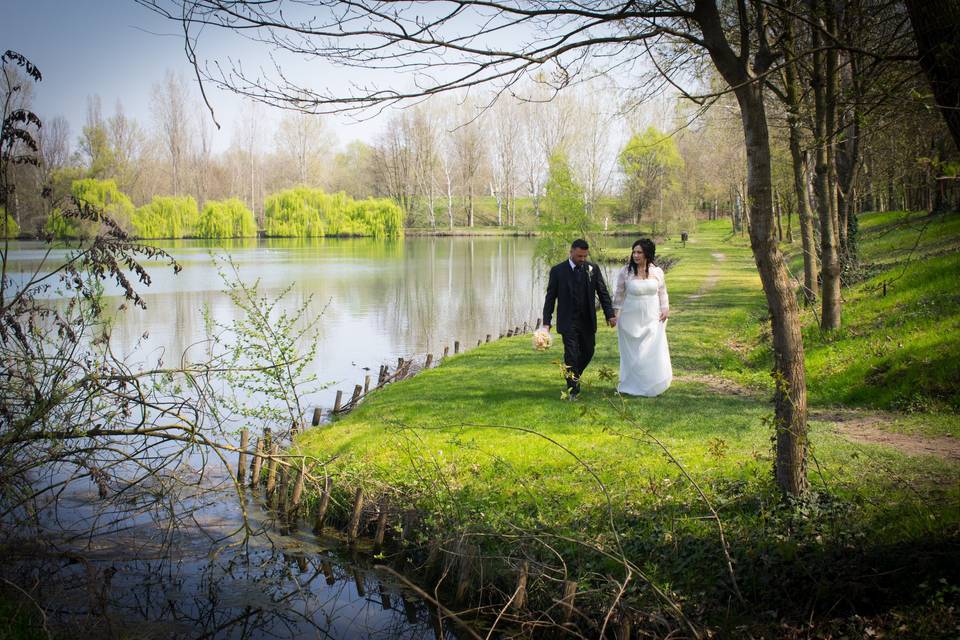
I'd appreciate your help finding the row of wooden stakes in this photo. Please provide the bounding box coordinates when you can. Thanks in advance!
[324,318,542,417]
[227,318,617,631]
[233,446,592,626]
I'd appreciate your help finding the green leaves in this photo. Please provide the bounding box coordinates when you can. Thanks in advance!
[618,127,684,223]
[204,256,324,436]
[263,187,403,238]
[195,198,257,238]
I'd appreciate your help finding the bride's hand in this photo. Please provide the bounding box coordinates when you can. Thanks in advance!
[659,310,669,322]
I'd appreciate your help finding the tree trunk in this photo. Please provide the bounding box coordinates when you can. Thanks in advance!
[736,87,809,497]
[467,185,474,227]
[810,0,843,329]
[775,187,783,241]
[695,0,809,496]
[905,0,960,151]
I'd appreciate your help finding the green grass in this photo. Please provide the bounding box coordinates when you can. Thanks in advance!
[781,211,960,423]
[296,217,960,633]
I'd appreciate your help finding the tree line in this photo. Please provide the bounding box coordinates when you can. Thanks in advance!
[133,0,959,498]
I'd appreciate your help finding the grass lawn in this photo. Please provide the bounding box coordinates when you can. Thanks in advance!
[296,216,960,636]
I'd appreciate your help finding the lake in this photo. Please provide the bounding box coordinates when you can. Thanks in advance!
[3,234,632,638]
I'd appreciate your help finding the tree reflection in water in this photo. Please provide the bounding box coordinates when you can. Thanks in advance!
[2,492,459,639]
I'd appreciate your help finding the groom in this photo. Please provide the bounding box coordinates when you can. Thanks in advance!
[542,239,616,399]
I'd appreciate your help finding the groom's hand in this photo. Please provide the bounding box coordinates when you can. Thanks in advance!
[607,317,617,327]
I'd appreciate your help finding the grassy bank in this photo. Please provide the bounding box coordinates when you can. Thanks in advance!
[296,216,959,636]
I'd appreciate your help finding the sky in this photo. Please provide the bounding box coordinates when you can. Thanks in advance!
[2,0,677,162]
[1,0,390,153]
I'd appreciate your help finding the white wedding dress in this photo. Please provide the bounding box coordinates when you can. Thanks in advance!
[614,265,672,397]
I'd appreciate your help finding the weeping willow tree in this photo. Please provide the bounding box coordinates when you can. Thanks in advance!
[132,195,199,239]
[263,187,403,238]
[47,179,134,238]
[0,208,18,238]
[194,198,258,238]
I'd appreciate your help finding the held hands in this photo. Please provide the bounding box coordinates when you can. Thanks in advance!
[608,316,617,327]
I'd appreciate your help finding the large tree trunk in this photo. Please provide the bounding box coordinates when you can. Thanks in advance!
[905,0,960,151]
[737,87,810,497]
[696,0,809,496]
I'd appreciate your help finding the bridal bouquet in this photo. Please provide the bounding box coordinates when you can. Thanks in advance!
[532,328,552,351]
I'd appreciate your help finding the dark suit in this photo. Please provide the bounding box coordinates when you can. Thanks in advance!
[542,260,615,393]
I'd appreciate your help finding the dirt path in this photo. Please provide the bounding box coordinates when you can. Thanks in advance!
[675,250,958,462]
[811,408,960,462]
[684,252,725,302]
[675,375,960,461]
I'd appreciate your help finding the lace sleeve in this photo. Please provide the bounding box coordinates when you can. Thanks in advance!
[612,265,627,311]
[655,266,669,313]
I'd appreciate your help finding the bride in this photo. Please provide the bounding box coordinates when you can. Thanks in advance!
[612,238,672,396]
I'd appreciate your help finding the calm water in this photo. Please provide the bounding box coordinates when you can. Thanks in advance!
[10,236,560,413]
[6,235,636,638]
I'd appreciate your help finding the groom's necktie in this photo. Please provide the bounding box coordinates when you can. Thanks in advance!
[573,264,588,313]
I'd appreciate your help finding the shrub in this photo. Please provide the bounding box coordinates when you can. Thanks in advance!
[132,195,200,239]
[194,198,258,238]
[263,187,403,238]
[47,179,134,238]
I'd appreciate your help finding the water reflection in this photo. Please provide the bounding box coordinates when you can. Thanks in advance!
[5,486,460,639]
[7,236,552,410]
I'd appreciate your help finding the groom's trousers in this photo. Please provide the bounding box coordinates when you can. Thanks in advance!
[560,322,595,392]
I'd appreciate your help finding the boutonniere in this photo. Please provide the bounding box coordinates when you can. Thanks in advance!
[588,264,594,277]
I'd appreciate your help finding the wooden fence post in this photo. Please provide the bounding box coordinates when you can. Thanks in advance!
[486,334,491,342]
[250,439,264,488]
[350,384,362,408]
[290,465,305,518]
[333,390,343,414]
[275,466,288,512]
[311,408,322,426]
[454,341,460,354]
[347,487,364,542]
[265,444,279,496]
[561,580,578,623]
[443,346,449,358]
[313,476,333,532]
[237,428,249,483]
[424,353,433,369]
[364,374,371,394]
[455,543,476,602]
[373,502,389,552]
[513,561,528,612]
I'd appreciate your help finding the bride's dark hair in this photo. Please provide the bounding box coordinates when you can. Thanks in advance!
[628,238,656,278]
